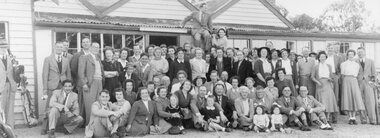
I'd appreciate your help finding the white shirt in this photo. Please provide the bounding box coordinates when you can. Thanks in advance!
[142,100,149,111]
[281,59,292,75]
[318,63,330,78]
[118,59,128,68]
[341,60,360,77]
[242,99,249,116]
[326,56,336,73]
[125,73,131,79]
[261,58,272,73]
[141,63,149,73]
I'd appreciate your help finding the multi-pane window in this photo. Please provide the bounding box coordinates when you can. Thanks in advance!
[227,39,249,50]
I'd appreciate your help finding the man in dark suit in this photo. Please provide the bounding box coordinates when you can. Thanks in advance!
[232,50,253,84]
[43,80,83,138]
[168,48,192,81]
[70,37,91,124]
[166,46,176,76]
[276,86,310,131]
[78,42,104,125]
[213,83,238,127]
[181,3,213,51]
[208,48,232,80]
[120,63,142,92]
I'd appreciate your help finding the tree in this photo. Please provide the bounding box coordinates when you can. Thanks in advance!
[290,14,317,30]
[315,0,371,32]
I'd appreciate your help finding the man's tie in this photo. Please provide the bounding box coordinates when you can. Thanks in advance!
[219,96,222,105]
[361,59,365,69]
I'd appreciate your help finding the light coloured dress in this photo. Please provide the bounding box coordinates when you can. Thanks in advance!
[340,60,365,111]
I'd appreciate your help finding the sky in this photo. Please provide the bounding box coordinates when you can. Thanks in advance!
[277,0,380,27]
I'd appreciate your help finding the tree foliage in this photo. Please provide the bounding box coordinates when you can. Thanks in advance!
[315,0,370,32]
[291,14,317,30]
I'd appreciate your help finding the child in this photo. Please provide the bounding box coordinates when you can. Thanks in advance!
[165,95,184,133]
[270,104,285,133]
[200,95,232,132]
[253,105,270,133]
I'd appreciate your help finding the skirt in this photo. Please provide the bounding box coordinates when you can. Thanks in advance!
[300,75,315,97]
[315,79,339,113]
[341,76,365,111]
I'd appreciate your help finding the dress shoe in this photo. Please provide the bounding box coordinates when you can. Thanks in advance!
[40,129,47,135]
[348,120,353,125]
[352,120,358,125]
[48,129,56,138]
[225,128,232,132]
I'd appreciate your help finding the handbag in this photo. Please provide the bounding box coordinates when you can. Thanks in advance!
[168,126,182,135]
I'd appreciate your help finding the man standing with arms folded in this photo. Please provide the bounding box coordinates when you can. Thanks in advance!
[0,44,17,128]
[325,42,343,122]
[78,42,104,125]
[357,47,379,125]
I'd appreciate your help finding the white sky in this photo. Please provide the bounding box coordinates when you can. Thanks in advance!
[277,0,380,26]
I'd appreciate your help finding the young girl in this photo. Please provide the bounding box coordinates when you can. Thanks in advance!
[270,104,285,133]
[253,105,270,133]
[200,95,232,132]
[246,77,256,100]
[264,77,278,99]
[165,95,184,133]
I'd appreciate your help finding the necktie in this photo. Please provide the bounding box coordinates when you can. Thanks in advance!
[360,59,365,69]
[219,96,222,104]
[63,93,69,107]
[58,56,61,62]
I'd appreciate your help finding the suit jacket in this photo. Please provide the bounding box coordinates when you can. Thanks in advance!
[134,63,153,87]
[208,57,232,78]
[181,11,212,31]
[70,50,86,85]
[190,95,223,115]
[42,54,71,90]
[276,96,303,115]
[174,90,193,108]
[296,95,325,113]
[127,100,158,126]
[232,59,253,84]
[234,98,254,118]
[168,59,192,81]
[49,89,79,116]
[276,59,298,85]
[63,52,73,63]
[214,95,235,115]
[0,55,17,93]
[254,59,274,86]
[330,55,343,74]
[78,54,104,87]
[356,58,376,82]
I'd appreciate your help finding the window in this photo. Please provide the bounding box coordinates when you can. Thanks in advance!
[55,32,78,54]
[339,42,350,54]
[251,40,266,48]
[228,39,249,50]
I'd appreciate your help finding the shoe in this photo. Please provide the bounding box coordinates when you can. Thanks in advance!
[243,127,250,131]
[361,120,367,124]
[62,128,71,135]
[48,129,55,138]
[340,111,347,115]
[332,120,337,124]
[325,124,333,130]
[110,132,119,138]
[232,121,239,128]
[352,120,358,125]
[300,126,311,131]
[225,128,232,132]
[348,120,353,125]
[41,129,47,135]
[320,124,327,130]
[370,123,376,125]
[202,123,209,131]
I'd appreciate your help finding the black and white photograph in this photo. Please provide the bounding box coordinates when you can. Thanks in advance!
[0,0,380,137]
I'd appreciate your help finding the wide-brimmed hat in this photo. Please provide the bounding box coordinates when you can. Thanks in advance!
[193,76,206,85]
[257,47,271,58]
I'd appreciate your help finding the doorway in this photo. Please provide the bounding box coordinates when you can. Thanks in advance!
[149,35,178,46]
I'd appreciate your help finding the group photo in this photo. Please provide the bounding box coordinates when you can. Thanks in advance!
[1,0,380,138]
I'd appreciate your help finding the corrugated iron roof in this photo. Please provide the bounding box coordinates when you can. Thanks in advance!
[34,12,380,40]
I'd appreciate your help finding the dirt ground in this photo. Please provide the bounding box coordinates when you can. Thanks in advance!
[14,115,380,138]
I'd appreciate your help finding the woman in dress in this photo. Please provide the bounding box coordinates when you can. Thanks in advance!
[126,88,159,136]
[173,80,194,128]
[118,47,129,68]
[102,47,123,102]
[190,48,208,80]
[311,51,339,122]
[274,68,296,97]
[153,87,174,134]
[150,47,169,78]
[211,28,228,50]
[254,47,274,87]
[340,49,365,125]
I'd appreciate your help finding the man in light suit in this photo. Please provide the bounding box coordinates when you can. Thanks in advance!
[42,41,72,111]
[325,42,344,118]
[297,86,332,130]
[357,47,379,125]
[181,3,213,51]
[0,45,17,128]
[78,42,104,125]
[62,40,73,63]
[45,80,83,138]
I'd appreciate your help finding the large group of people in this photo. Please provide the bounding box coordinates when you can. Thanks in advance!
[37,35,380,138]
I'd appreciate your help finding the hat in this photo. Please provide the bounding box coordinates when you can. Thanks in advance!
[257,47,271,58]
[193,76,206,85]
